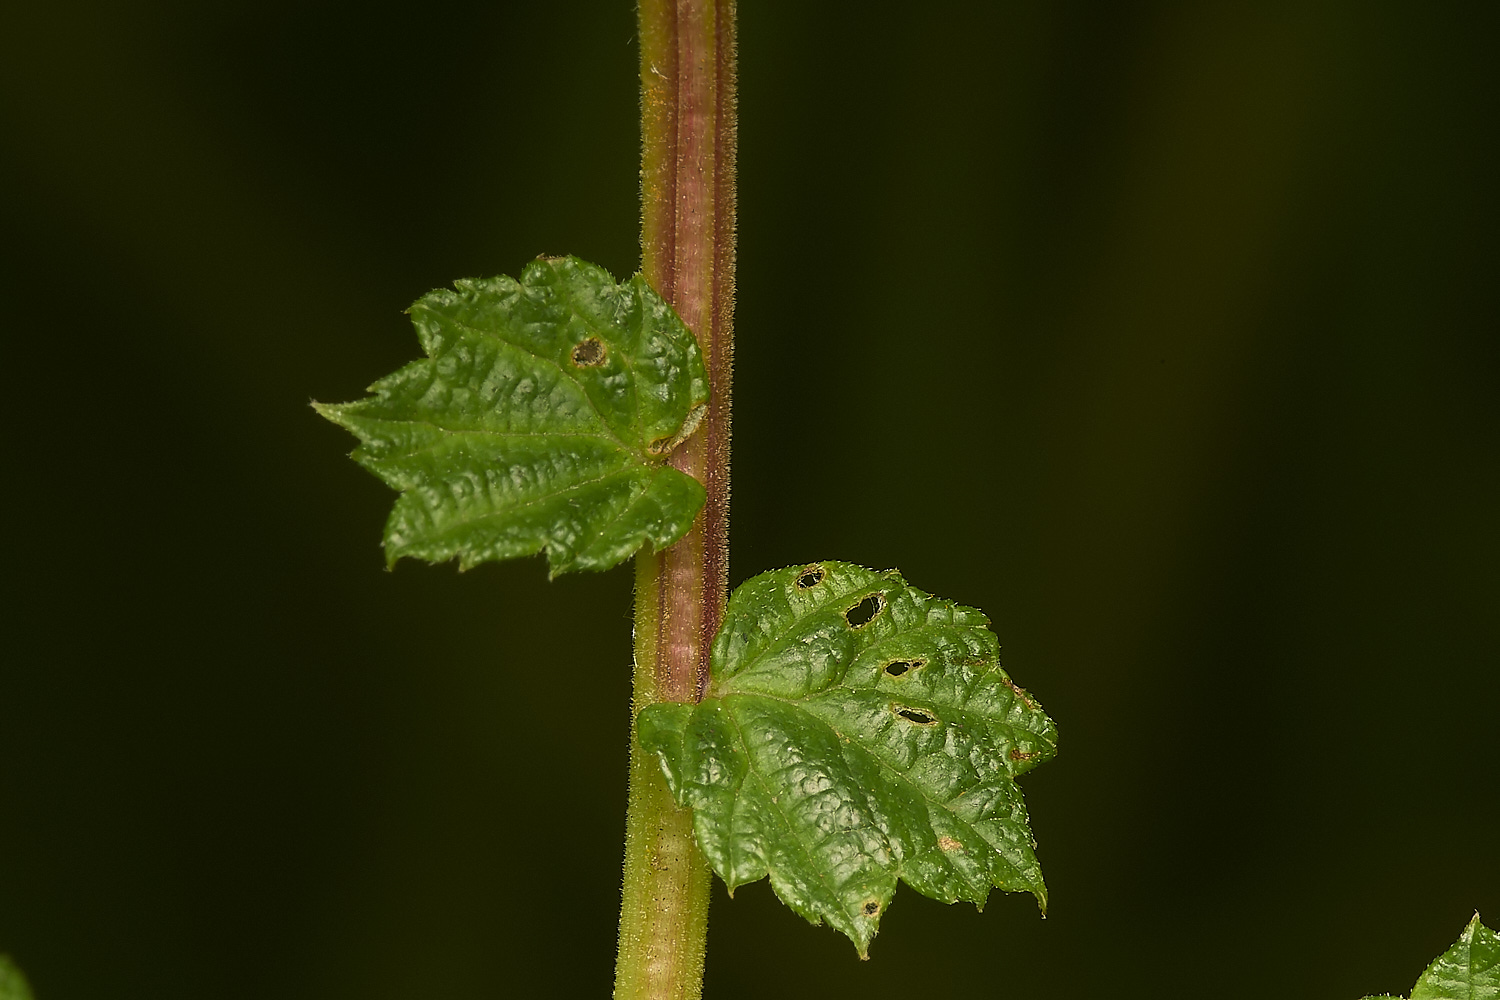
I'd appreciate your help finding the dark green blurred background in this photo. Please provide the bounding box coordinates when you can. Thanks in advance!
[2,1,1496,997]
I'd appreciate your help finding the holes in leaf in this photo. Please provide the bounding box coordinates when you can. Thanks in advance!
[796,565,825,590]
[570,337,607,367]
[893,705,939,726]
[862,900,881,916]
[647,436,672,456]
[844,593,885,628]
[883,659,923,678]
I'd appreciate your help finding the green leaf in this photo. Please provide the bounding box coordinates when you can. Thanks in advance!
[316,256,709,576]
[638,561,1057,956]
[0,955,35,1000]
[1362,914,1499,1000]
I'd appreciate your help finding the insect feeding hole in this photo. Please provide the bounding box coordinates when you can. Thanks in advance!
[796,565,825,590]
[883,659,922,678]
[844,593,884,628]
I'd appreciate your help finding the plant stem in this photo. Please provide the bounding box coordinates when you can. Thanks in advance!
[614,558,710,1000]
[614,1,736,998]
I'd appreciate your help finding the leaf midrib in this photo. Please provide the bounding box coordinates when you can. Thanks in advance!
[720,705,880,937]
[424,303,655,459]
[712,575,893,691]
[718,690,1043,893]
[401,464,646,541]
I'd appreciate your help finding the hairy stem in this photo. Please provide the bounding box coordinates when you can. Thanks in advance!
[614,1,736,998]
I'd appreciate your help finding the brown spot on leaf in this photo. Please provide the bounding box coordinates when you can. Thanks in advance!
[1003,676,1037,709]
[1009,747,1037,762]
[938,836,963,852]
[862,900,880,916]
[571,337,606,367]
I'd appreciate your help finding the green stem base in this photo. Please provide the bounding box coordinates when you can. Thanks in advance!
[615,554,712,1000]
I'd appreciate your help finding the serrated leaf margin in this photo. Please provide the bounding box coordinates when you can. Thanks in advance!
[639,561,1057,956]
[316,256,708,576]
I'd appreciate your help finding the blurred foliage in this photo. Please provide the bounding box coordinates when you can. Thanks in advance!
[0,1,1495,998]
[0,956,36,1000]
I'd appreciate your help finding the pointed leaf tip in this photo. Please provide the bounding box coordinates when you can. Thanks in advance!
[1362,914,1500,1000]
[1409,913,1499,1000]
[638,561,1057,953]
[317,256,708,575]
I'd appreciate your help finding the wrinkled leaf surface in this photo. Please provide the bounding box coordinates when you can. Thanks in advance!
[317,256,708,575]
[639,561,1057,955]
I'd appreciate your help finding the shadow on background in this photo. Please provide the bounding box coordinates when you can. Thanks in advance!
[1,1,1495,997]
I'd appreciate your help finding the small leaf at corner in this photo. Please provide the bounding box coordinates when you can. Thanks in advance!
[316,256,708,575]
[0,955,36,1000]
[1411,913,1499,1000]
[1361,913,1500,1000]
[638,561,1057,956]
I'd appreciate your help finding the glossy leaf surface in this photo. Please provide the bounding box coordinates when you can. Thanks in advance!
[638,561,1057,955]
[1364,914,1500,1000]
[316,256,708,575]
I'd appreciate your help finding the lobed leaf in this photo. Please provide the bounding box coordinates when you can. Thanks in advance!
[316,256,708,575]
[1363,914,1500,1000]
[638,561,1057,956]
